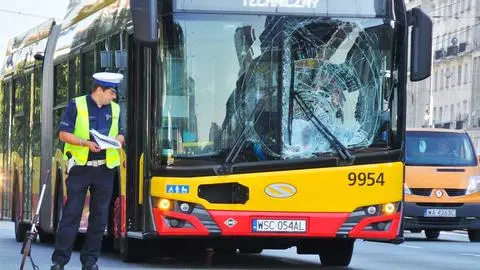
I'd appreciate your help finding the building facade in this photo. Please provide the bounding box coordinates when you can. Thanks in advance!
[406,0,480,148]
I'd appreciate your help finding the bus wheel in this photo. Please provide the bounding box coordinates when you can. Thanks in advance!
[120,237,146,262]
[239,248,263,254]
[38,227,54,243]
[468,230,480,242]
[318,239,354,267]
[14,184,28,242]
[425,230,440,240]
[214,248,237,256]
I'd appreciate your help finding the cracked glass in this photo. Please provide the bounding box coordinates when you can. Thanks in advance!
[156,13,398,166]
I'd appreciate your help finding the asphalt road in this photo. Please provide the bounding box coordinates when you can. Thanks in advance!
[1,221,478,270]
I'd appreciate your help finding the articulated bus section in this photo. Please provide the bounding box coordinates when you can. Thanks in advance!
[149,162,403,241]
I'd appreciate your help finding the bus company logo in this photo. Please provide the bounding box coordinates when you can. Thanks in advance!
[264,183,297,198]
[224,218,238,228]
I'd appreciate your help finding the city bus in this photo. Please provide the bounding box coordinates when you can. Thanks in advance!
[0,0,432,266]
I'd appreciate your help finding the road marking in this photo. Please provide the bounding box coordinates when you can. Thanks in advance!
[460,253,480,258]
[441,231,468,237]
[399,244,423,249]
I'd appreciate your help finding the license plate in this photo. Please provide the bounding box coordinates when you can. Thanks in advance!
[252,219,307,233]
[423,209,456,217]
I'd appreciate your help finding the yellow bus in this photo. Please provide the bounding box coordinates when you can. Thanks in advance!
[0,0,432,266]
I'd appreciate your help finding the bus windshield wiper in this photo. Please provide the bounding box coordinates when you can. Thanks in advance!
[292,91,354,162]
[214,88,273,175]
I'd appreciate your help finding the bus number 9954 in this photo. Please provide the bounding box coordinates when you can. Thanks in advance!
[348,172,385,186]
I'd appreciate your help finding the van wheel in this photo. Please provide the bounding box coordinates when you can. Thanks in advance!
[319,239,354,267]
[468,230,480,242]
[239,248,263,254]
[425,230,440,240]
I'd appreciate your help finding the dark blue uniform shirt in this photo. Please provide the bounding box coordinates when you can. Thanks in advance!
[59,94,124,160]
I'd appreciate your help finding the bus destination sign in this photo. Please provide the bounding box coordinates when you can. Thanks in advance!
[174,0,386,16]
[243,0,320,9]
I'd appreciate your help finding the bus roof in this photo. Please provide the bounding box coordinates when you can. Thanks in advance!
[1,19,55,77]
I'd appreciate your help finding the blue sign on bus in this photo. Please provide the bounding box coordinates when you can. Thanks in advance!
[166,184,190,194]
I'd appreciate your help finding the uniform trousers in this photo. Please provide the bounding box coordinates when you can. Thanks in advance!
[51,164,114,266]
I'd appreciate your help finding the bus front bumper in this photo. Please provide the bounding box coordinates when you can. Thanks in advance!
[151,206,401,241]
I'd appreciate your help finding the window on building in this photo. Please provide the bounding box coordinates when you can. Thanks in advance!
[451,66,456,87]
[451,104,454,122]
[458,65,462,85]
[440,69,444,89]
[433,107,437,123]
[464,63,469,84]
[446,68,450,88]
[434,71,438,91]
[439,107,443,123]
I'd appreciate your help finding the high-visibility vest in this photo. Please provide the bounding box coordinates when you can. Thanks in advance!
[63,95,120,168]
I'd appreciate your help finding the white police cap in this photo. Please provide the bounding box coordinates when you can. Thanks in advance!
[93,72,123,92]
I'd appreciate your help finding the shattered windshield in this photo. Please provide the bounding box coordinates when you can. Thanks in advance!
[155,13,398,166]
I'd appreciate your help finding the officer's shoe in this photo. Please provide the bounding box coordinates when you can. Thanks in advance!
[82,264,99,270]
[50,263,64,270]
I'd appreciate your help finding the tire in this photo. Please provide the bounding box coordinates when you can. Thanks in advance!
[239,248,263,254]
[120,237,147,263]
[319,239,354,267]
[41,172,63,244]
[425,230,440,240]
[38,227,55,243]
[13,182,28,242]
[214,248,237,256]
[468,230,480,242]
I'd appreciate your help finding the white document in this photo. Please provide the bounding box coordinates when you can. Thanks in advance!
[90,129,122,149]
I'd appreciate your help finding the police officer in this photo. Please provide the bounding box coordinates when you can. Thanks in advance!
[50,72,125,270]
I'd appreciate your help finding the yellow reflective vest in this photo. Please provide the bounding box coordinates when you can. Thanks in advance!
[63,95,120,169]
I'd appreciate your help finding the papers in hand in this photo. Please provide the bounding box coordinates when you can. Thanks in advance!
[90,129,122,149]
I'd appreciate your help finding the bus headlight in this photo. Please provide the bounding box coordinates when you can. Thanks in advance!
[466,176,480,195]
[154,198,173,210]
[382,203,396,215]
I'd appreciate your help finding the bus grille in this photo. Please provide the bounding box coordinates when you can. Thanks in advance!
[415,203,464,207]
[410,188,432,196]
[445,189,466,196]
[407,217,470,227]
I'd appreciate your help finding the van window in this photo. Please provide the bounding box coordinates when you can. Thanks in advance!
[406,131,476,166]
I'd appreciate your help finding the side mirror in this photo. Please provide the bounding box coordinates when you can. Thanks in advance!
[408,8,432,82]
[130,0,158,44]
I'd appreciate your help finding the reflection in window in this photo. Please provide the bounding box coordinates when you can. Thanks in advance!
[69,56,81,98]
[83,50,95,92]
[157,14,397,165]
[406,131,475,166]
[55,62,68,105]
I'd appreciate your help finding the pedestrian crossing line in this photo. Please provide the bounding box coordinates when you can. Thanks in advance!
[460,253,480,258]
